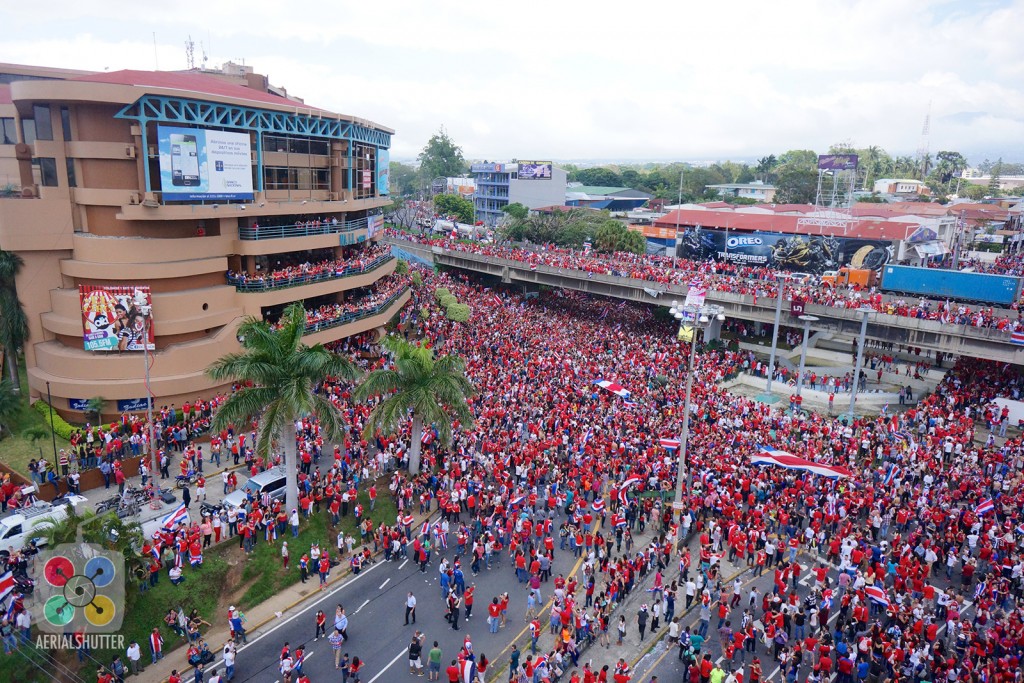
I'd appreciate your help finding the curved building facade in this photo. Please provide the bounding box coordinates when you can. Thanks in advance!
[0,63,403,419]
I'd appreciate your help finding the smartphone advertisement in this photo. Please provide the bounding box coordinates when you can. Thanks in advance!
[157,125,254,201]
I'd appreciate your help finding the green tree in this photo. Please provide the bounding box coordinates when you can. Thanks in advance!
[206,303,359,516]
[593,220,646,254]
[961,183,986,200]
[572,167,622,187]
[417,127,467,189]
[774,152,819,204]
[354,336,474,474]
[0,379,19,438]
[43,508,148,584]
[501,202,529,221]
[0,250,28,390]
[86,396,106,425]
[434,193,474,224]
[755,155,779,183]
[988,158,1003,196]
[389,161,419,197]
[933,151,968,188]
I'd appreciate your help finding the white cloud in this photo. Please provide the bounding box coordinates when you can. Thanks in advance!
[3,0,1023,162]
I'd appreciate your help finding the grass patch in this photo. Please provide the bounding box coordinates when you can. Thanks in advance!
[0,359,72,479]
[238,487,399,605]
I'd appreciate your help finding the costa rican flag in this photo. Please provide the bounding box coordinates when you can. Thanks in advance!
[492,294,502,307]
[420,521,431,536]
[0,572,13,605]
[975,499,995,516]
[865,585,890,607]
[530,264,538,271]
[1016,524,1024,535]
[160,504,190,532]
[403,514,415,527]
[583,241,592,253]
[592,499,605,513]
[593,380,631,400]
[751,446,853,479]
[612,513,627,529]
[510,495,526,507]
[1012,331,1024,345]
[660,438,680,450]
[581,428,594,449]
[882,465,899,486]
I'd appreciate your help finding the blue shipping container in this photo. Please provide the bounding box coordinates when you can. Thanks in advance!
[880,265,1022,306]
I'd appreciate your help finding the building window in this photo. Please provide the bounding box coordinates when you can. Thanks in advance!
[32,104,53,141]
[34,158,58,187]
[66,158,77,188]
[21,118,36,145]
[60,106,72,142]
[0,118,15,145]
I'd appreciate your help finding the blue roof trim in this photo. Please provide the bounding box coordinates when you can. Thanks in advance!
[116,95,391,148]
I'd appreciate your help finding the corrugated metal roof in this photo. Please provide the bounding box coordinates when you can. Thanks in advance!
[653,209,918,241]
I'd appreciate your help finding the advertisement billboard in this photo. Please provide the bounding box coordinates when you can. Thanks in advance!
[367,214,383,238]
[117,398,154,412]
[157,126,254,201]
[470,163,504,173]
[517,161,553,180]
[377,148,390,195]
[676,226,893,274]
[79,285,155,352]
[361,169,372,190]
[817,154,859,171]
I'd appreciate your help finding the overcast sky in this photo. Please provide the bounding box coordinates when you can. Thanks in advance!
[4,0,1023,164]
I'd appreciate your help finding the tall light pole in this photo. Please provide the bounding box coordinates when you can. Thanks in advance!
[846,306,874,420]
[45,380,58,462]
[758,273,790,404]
[669,301,725,520]
[794,314,820,401]
[142,316,156,468]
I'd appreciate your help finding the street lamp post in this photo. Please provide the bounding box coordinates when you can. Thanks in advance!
[847,307,874,419]
[45,380,58,462]
[668,301,725,521]
[794,315,820,400]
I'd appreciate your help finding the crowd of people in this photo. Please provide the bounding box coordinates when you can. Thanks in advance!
[387,228,1024,331]
[270,273,410,333]
[226,243,392,288]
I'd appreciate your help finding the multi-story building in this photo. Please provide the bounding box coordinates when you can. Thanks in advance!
[471,161,567,226]
[0,63,406,419]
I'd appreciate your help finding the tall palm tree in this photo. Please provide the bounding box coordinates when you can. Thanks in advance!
[206,303,359,516]
[0,378,19,438]
[0,250,28,390]
[354,335,474,474]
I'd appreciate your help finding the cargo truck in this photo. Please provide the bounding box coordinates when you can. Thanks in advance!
[880,264,1024,307]
[820,267,878,289]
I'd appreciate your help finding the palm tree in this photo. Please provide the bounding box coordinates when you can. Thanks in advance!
[206,303,359,516]
[0,378,19,438]
[354,336,474,474]
[0,250,28,390]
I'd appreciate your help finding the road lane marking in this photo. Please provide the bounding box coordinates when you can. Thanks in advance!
[355,598,370,613]
[400,559,409,570]
[379,578,390,589]
[367,648,406,683]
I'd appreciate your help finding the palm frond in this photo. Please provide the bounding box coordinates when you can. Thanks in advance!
[310,392,346,444]
[353,369,402,401]
[210,387,278,432]
[254,401,287,462]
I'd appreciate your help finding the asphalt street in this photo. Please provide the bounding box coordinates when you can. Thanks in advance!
[217,519,583,683]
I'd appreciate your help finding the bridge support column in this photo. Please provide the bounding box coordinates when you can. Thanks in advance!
[501,266,511,284]
[705,317,723,342]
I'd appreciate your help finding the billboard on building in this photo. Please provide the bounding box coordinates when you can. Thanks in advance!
[517,161,553,180]
[367,214,383,238]
[377,148,390,195]
[817,154,859,171]
[470,163,504,173]
[79,285,155,352]
[676,226,892,274]
[362,169,372,190]
[157,126,254,201]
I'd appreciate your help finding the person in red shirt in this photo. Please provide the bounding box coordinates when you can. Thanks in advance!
[446,660,461,683]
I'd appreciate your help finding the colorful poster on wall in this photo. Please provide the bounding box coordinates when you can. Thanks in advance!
[157,125,254,201]
[517,161,553,180]
[79,285,155,352]
[377,148,390,195]
[362,169,372,190]
[367,214,383,238]
[675,227,893,274]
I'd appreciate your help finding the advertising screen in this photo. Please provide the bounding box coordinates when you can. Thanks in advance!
[377,148,390,195]
[79,285,155,352]
[676,226,892,274]
[157,126,254,201]
[517,161,553,180]
[817,154,859,171]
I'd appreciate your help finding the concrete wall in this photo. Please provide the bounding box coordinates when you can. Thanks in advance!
[509,165,568,210]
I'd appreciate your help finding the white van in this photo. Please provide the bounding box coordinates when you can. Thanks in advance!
[0,495,87,552]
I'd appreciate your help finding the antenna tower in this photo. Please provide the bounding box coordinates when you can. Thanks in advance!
[916,101,932,178]
[185,36,195,70]
[796,155,858,234]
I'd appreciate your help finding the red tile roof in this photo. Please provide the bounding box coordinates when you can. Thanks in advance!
[67,70,317,111]
[654,209,918,241]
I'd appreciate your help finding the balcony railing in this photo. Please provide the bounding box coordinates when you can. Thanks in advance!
[239,217,369,240]
[230,255,394,292]
[301,287,409,335]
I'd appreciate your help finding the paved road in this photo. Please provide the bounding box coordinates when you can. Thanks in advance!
[219,518,583,683]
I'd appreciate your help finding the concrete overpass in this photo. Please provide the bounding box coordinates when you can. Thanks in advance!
[387,237,1024,364]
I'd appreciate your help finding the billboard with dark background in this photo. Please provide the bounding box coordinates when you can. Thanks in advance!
[676,226,892,274]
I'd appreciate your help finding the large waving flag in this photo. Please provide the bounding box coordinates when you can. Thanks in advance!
[865,585,890,607]
[660,438,681,450]
[592,499,606,513]
[593,380,631,400]
[975,499,995,516]
[160,504,189,531]
[752,446,853,479]
[0,572,13,605]
[882,464,900,486]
